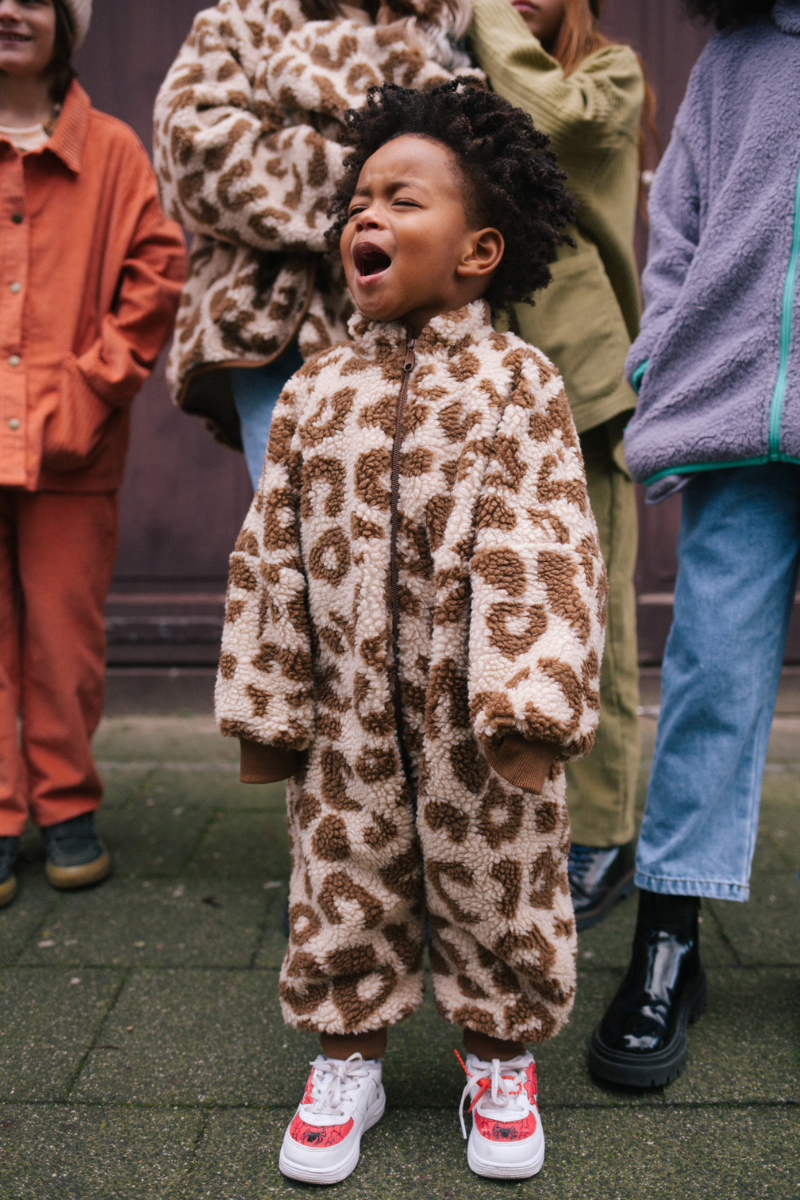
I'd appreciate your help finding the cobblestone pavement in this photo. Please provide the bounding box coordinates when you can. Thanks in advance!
[0,679,798,1198]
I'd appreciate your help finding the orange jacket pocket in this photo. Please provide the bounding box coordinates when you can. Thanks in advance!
[41,355,116,472]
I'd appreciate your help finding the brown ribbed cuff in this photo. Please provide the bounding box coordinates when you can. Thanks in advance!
[483,734,560,794]
[320,1028,387,1060]
[463,1028,526,1062]
[239,738,304,784]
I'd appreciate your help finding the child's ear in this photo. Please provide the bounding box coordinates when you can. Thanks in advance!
[457,228,504,280]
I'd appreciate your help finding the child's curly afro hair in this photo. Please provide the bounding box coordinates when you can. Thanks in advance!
[684,0,774,27]
[327,78,577,314]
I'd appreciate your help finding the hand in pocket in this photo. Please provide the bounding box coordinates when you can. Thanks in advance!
[42,355,115,471]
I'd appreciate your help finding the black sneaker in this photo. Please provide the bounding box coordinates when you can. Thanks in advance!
[569,840,636,931]
[588,891,706,1088]
[0,837,18,908]
[42,813,111,890]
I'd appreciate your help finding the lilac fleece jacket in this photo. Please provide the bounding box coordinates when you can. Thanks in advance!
[623,1,800,485]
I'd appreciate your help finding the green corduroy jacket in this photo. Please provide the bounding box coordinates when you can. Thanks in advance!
[469,0,644,435]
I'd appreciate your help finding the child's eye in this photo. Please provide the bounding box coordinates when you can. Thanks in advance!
[394,199,419,208]
[348,205,366,219]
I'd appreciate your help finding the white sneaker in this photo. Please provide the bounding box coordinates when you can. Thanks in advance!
[457,1050,545,1179]
[279,1053,385,1185]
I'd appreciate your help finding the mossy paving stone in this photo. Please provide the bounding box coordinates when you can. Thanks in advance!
[758,807,800,869]
[93,716,237,765]
[707,873,800,967]
[128,768,286,813]
[221,778,286,812]
[184,811,290,881]
[252,885,290,969]
[0,871,59,966]
[71,970,318,1106]
[17,880,268,969]
[0,1103,201,1200]
[665,967,800,1104]
[95,765,156,809]
[758,774,800,869]
[94,802,212,878]
[0,969,122,1101]
[185,1106,800,1200]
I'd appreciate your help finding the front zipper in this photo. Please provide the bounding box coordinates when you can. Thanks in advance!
[389,336,416,804]
[768,152,800,458]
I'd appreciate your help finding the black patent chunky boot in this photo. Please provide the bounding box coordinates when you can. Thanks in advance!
[588,890,706,1088]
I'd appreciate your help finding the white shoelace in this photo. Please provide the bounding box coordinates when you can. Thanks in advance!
[306,1053,374,1119]
[456,1053,530,1139]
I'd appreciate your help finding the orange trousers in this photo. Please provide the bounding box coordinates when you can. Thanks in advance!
[0,489,118,836]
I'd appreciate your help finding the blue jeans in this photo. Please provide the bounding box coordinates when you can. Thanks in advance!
[636,463,800,901]
[231,343,304,489]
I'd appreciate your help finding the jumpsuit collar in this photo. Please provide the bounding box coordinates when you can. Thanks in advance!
[347,299,495,363]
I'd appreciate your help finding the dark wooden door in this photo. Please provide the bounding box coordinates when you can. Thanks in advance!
[74,2,253,664]
[76,0,729,665]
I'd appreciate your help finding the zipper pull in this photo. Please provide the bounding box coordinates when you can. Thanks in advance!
[403,338,416,372]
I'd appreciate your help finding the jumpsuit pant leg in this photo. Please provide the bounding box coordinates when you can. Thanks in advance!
[0,488,119,836]
[635,463,800,901]
[567,417,640,847]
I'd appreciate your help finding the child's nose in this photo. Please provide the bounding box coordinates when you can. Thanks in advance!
[355,205,384,232]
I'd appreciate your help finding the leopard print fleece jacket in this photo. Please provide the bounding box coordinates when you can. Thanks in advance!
[216,301,607,1043]
[153,0,480,446]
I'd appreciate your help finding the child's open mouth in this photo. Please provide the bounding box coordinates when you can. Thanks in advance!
[353,242,392,281]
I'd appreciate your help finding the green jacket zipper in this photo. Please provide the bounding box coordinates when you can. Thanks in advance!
[768,152,800,458]
[389,336,416,804]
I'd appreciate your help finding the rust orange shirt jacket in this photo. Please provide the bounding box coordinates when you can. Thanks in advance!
[0,82,186,492]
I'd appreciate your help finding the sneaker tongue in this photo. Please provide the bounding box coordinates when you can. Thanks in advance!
[478,1092,526,1120]
[475,1063,528,1118]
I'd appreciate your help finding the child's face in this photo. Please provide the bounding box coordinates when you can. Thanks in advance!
[0,0,56,79]
[340,135,503,337]
[507,0,564,49]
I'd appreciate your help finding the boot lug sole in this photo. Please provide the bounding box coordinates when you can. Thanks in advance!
[588,972,707,1089]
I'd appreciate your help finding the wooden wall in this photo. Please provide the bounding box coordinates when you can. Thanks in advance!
[74,1,720,665]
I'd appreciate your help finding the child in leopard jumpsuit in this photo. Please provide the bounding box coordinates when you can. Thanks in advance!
[216,79,606,1183]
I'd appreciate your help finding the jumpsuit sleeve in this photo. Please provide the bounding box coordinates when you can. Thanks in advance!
[469,345,607,767]
[215,373,315,774]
